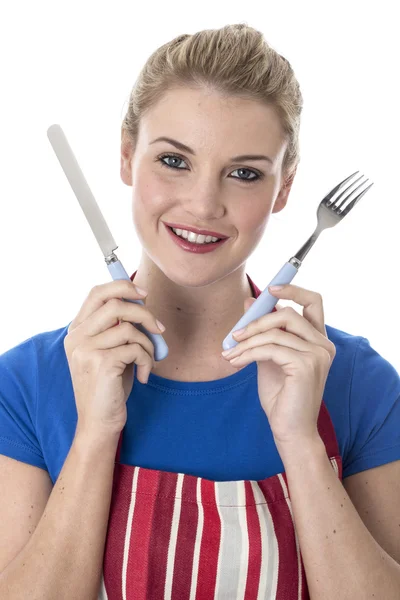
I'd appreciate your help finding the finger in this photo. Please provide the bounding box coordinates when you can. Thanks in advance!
[84,320,156,365]
[82,298,164,338]
[229,342,331,372]
[109,340,154,383]
[226,328,311,361]
[70,280,148,331]
[269,284,326,336]
[234,305,329,351]
[230,343,299,370]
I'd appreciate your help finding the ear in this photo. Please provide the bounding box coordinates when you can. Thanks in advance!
[120,131,134,187]
[272,165,298,213]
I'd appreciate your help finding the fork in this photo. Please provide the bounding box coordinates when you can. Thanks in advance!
[222,171,374,351]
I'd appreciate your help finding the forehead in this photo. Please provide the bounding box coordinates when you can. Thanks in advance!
[138,86,287,158]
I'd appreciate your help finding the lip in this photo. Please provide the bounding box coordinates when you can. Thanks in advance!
[164,223,229,253]
[163,222,229,239]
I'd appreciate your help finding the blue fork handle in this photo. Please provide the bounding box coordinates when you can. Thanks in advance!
[222,261,299,351]
[107,259,169,361]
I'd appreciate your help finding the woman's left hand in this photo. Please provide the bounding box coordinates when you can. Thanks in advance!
[221,284,336,449]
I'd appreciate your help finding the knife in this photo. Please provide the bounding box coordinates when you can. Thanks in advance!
[46,124,169,361]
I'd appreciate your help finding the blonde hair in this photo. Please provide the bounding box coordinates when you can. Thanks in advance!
[121,23,303,181]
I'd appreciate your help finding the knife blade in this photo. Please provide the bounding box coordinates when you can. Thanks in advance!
[46,123,169,361]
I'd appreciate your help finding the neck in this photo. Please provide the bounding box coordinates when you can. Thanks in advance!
[132,256,254,359]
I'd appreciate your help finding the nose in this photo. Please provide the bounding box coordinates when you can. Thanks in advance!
[183,175,225,219]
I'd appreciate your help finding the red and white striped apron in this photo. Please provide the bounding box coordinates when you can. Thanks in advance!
[98,401,342,599]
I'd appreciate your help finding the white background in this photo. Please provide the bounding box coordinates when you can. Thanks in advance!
[0,1,398,371]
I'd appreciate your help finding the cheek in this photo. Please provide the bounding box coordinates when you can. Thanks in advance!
[237,203,271,239]
[131,166,169,219]
[230,176,277,238]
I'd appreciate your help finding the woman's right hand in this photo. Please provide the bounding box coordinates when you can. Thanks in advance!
[64,280,166,439]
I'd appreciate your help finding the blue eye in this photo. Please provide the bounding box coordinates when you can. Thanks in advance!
[157,153,262,183]
[159,154,188,169]
[230,168,259,182]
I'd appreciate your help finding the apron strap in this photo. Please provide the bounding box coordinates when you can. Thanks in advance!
[116,431,124,464]
[317,401,340,458]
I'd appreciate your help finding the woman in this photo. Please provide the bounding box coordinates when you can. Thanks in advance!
[0,24,399,600]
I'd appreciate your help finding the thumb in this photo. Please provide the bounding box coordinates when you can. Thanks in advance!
[244,297,257,312]
[244,297,282,313]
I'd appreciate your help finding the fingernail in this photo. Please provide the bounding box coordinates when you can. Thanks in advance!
[156,319,166,332]
[221,349,234,357]
[269,285,284,291]
[233,328,246,337]
[135,286,148,296]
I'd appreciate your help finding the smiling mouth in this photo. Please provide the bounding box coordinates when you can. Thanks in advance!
[164,223,229,252]
[168,226,221,244]
[163,221,229,239]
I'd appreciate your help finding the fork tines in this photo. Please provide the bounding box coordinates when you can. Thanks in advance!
[326,171,374,216]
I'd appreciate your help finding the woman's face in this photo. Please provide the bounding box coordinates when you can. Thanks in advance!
[121,86,294,286]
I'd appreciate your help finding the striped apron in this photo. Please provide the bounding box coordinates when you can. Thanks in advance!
[99,401,342,599]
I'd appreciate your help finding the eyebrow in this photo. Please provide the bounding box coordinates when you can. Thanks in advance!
[150,136,273,164]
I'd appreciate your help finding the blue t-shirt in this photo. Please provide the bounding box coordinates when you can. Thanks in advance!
[0,277,399,484]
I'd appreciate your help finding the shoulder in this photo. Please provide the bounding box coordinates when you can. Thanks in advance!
[324,323,400,477]
[0,322,71,383]
[0,322,72,425]
[0,322,72,437]
[0,323,72,477]
[325,323,399,396]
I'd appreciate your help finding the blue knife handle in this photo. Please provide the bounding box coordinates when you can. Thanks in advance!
[222,261,299,351]
[106,259,169,361]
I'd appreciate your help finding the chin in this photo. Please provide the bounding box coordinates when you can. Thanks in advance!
[156,260,245,291]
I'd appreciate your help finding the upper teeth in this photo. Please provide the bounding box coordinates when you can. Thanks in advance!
[171,228,221,244]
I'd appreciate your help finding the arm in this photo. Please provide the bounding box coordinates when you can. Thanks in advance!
[0,430,119,600]
[224,284,400,597]
[343,461,400,564]
[278,436,400,600]
[0,457,53,572]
